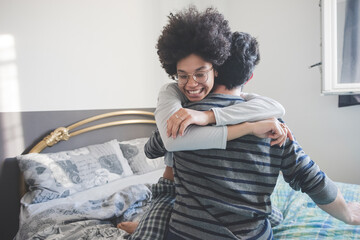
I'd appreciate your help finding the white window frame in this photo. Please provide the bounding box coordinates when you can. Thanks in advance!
[321,0,360,95]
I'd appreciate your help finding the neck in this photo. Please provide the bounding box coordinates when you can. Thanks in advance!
[212,84,242,96]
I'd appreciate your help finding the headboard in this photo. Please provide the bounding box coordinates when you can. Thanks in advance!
[0,108,156,240]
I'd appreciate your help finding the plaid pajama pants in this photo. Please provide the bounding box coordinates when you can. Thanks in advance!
[128,177,175,240]
[129,177,283,240]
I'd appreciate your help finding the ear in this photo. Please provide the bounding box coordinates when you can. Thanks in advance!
[243,73,254,85]
[214,70,218,77]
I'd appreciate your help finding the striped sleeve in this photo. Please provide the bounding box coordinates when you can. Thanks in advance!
[144,130,167,159]
[280,139,338,204]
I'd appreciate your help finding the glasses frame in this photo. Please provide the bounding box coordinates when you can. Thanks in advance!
[174,66,214,85]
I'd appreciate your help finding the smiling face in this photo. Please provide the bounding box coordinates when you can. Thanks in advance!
[176,54,215,102]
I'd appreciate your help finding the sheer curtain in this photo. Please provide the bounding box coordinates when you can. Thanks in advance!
[340,0,360,83]
[339,0,360,107]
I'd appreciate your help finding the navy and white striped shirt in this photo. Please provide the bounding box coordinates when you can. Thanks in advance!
[145,93,338,240]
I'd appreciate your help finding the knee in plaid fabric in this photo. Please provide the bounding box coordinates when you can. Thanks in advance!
[129,178,175,240]
[152,177,176,198]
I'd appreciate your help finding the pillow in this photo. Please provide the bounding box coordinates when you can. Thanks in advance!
[17,139,133,204]
[119,138,165,175]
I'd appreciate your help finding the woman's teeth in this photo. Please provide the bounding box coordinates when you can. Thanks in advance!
[188,89,201,94]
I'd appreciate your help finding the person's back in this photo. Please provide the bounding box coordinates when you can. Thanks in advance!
[170,94,276,239]
[168,93,334,239]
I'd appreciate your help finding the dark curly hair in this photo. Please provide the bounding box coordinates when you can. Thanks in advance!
[216,32,260,89]
[156,6,232,78]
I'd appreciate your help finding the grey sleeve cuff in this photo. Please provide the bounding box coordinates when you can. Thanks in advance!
[211,108,223,126]
[308,177,338,205]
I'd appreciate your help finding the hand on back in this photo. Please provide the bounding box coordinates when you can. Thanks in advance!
[166,108,215,138]
[250,118,294,147]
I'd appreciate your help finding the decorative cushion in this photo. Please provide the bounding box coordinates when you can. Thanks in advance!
[119,138,165,175]
[17,139,133,204]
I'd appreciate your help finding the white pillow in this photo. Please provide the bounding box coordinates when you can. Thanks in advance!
[119,138,165,175]
[17,139,133,204]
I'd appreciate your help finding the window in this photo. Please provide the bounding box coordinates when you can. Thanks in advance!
[321,0,360,95]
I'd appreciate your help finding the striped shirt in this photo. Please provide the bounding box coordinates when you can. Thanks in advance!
[145,93,338,240]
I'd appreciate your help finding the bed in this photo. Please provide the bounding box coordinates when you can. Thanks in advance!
[4,109,360,239]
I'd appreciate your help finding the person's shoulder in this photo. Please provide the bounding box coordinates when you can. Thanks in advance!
[184,93,232,110]
[158,82,188,103]
[205,93,245,103]
[160,82,179,92]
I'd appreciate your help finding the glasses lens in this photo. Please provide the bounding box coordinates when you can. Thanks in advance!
[194,72,207,83]
[176,74,188,84]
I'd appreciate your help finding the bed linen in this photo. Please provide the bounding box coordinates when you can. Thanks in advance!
[15,168,165,240]
[271,174,360,239]
[14,169,360,239]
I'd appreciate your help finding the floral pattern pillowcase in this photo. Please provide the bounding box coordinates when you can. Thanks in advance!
[119,138,165,175]
[17,139,133,204]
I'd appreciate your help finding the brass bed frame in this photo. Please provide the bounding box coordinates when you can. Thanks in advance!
[20,110,156,196]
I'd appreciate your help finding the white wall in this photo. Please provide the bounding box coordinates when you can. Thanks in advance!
[0,0,167,111]
[224,0,360,184]
[0,0,229,112]
[0,0,359,184]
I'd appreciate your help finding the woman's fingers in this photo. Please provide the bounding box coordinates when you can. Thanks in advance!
[270,122,293,147]
[170,117,183,138]
[167,109,187,138]
[178,118,192,136]
[270,130,285,146]
[285,125,294,141]
[269,122,286,146]
[166,108,209,138]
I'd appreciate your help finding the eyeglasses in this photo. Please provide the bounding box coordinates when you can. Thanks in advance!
[174,67,213,85]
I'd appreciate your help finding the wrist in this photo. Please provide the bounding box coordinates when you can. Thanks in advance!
[205,110,216,124]
[245,122,255,135]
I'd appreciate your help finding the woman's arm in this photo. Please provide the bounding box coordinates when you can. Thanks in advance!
[165,90,285,138]
[146,119,289,161]
[212,92,285,126]
[228,118,292,146]
[155,83,286,151]
[155,84,227,151]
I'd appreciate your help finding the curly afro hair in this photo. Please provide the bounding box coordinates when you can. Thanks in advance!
[156,6,232,78]
[216,32,260,89]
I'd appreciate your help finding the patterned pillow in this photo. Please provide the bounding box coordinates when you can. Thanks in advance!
[17,139,133,204]
[119,138,165,175]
